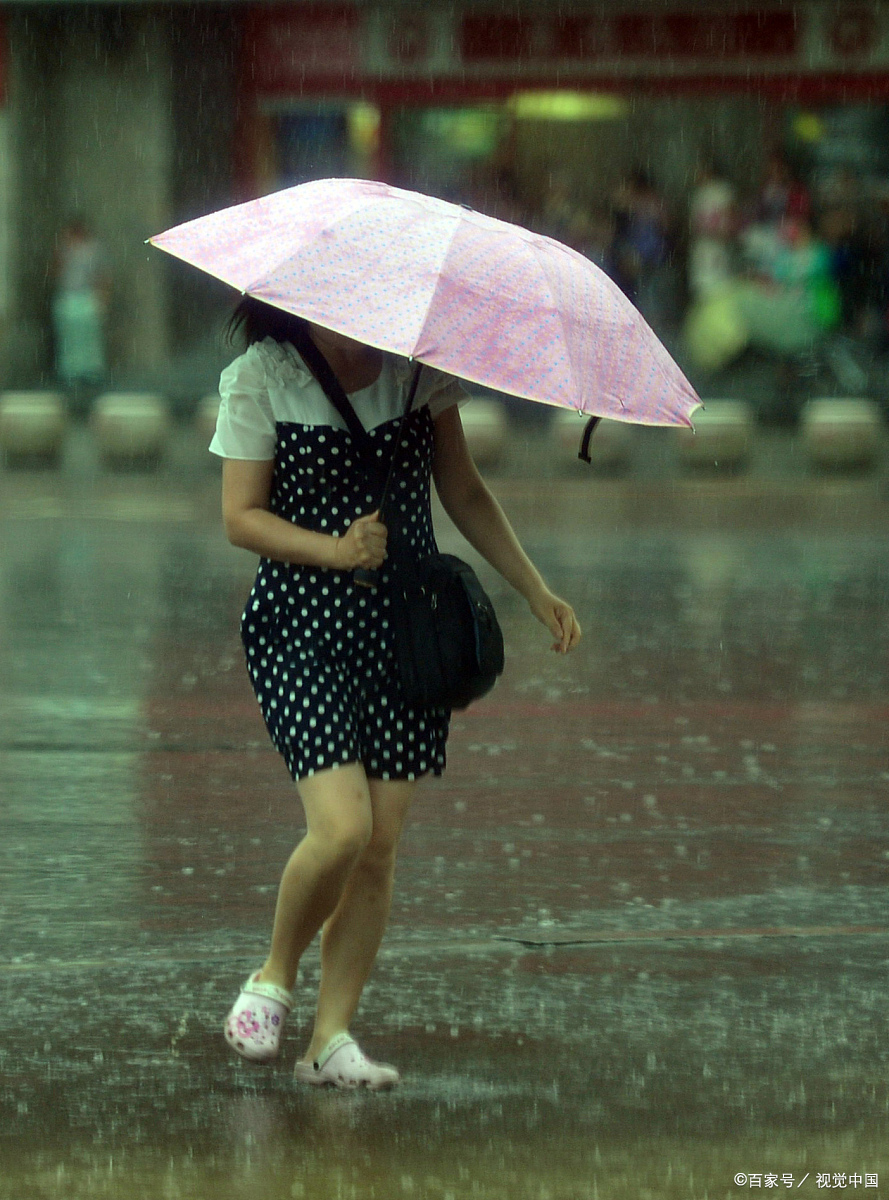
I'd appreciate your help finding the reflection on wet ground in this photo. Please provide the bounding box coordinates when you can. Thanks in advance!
[1,442,888,1198]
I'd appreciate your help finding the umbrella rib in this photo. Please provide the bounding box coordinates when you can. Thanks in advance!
[497,238,585,415]
[413,224,587,413]
[538,252,584,414]
[409,212,470,357]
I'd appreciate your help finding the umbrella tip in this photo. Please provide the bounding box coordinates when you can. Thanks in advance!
[687,401,705,428]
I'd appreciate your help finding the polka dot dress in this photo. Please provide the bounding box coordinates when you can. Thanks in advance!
[241,404,450,783]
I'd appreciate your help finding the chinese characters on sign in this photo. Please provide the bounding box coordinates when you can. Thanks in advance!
[459,11,799,62]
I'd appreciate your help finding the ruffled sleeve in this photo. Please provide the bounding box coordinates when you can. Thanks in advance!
[412,365,470,420]
[209,342,276,460]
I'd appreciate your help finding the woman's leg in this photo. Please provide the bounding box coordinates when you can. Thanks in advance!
[301,776,417,1062]
[257,763,374,994]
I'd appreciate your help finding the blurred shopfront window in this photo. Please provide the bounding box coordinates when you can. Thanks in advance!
[390,106,505,202]
[267,103,378,186]
[235,4,889,224]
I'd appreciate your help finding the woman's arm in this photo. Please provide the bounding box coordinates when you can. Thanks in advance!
[221,458,386,572]
[432,406,581,654]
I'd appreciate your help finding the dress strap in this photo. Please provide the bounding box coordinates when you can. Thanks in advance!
[293,334,379,472]
[376,362,423,523]
[296,334,423,519]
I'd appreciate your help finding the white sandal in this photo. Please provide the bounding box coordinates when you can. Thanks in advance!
[293,1032,400,1090]
[224,971,293,1062]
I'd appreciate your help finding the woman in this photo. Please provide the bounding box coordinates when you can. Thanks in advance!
[611,170,672,331]
[52,216,110,393]
[688,158,737,301]
[212,297,581,1089]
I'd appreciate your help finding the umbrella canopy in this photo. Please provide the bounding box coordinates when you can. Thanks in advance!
[150,177,699,427]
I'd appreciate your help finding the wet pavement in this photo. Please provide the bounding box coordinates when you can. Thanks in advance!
[1,429,889,1199]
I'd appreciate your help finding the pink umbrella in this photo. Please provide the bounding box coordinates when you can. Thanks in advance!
[150,177,699,430]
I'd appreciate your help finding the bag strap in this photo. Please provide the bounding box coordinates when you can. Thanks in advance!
[296,334,423,519]
[294,333,379,471]
[376,362,423,523]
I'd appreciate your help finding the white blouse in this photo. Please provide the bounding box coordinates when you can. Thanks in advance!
[210,337,467,460]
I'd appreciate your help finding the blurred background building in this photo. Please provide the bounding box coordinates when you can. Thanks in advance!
[4,0,889,405]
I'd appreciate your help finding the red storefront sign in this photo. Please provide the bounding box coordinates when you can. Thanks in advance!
[613,12,798,58]
[243,4,361,93]
[460,10,799,63]
[827,5,880,57]
[460,16,534,62]
[241,4,889,104]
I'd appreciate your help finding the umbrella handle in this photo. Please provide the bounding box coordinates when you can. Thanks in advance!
[578,416,601,463]
[353,567,379,590]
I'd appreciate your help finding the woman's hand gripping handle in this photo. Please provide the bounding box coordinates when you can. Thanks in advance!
[332,511,388,583]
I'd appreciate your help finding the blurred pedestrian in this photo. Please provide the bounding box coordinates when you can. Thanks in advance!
[540,169,583,243]
[738,156,811,283]
[688,158,737,300]
[681,158,743,375]
[735,216,838,353]
[733,216,841,415]
[818,188,889,348]
[817,165,862,213]
[574,207,617,275]
[770,217,840,338]
[52,216,110,393]
[213,297,581,1089]
[866,186,889,344]
[611,169,672,329]
[755,153,811,228]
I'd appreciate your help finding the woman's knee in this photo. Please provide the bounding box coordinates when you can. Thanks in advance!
[304,815,372,870]
[363,778,415,870]
[355,825,401,880]
[300,768,374,865]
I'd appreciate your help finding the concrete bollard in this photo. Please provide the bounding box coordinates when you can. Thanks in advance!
[800,398,884,469]
[92,393,171,467]
[0,391,68,465]
[553,411,634,471]
[676,399,753,470]
[461,398,508,469]
[196,393,221,448]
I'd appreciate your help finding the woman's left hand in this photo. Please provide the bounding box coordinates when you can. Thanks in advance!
[528,589,582,654]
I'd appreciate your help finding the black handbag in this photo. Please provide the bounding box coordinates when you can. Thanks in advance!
[386,550,504,709]
[296,337,504,711]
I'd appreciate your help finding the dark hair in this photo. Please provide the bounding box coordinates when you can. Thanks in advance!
[65,213,91,238]
[629,168,655,193]
[226,295,313,353]
[698,155,728,180]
